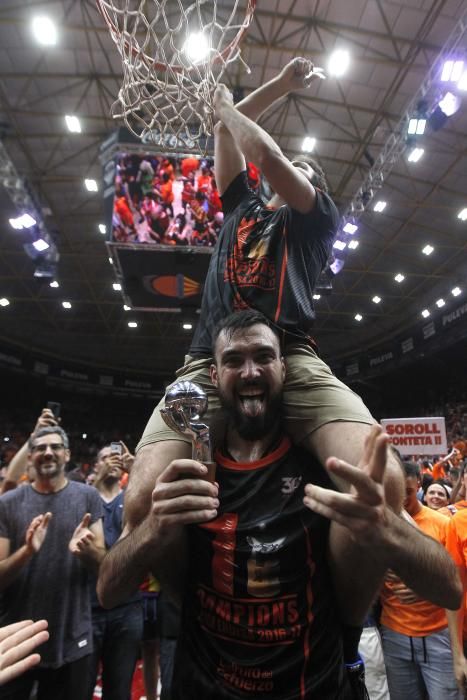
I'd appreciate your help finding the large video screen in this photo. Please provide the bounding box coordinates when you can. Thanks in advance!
[111,151,262,249]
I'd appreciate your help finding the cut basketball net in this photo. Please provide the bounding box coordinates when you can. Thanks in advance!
[97,0,256,153]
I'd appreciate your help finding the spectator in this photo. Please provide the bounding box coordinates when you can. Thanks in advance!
[0,408,57,494]
[86,444,142,700]
[0,425,105,700]
[424,479,451,511]
[379,461,460,699]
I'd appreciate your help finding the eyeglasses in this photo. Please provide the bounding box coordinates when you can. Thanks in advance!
[31,443,65,453]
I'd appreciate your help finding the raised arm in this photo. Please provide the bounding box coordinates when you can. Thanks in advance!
[97,455,218,608]
[214,57,318,210]
[304,427,462,626]
[1,409,58,494]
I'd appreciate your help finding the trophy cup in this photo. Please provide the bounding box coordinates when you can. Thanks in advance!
[160,380,216,482]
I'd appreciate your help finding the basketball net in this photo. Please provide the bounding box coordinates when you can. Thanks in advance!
[97,0,256,153]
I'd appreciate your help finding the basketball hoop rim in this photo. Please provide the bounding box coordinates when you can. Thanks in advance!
[96,0,256,74]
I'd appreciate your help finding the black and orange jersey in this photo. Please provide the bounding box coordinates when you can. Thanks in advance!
[172,436,349,699]
[189,171,338,356]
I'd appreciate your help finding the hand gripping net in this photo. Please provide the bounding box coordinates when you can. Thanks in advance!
[97,0,256,152]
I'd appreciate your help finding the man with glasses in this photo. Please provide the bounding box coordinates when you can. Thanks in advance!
[0,425,105,700]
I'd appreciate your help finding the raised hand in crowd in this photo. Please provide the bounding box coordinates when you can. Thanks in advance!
[0,619,49,685]
[25,513,52,555]
[0,408,60,495]
[120,441,135,474]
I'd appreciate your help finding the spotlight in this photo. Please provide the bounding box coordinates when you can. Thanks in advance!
[333,240,346,251]
[421,309,430,318]
[354,314,363,322]
[373,201,387,213]
[452,287,462,297]
[435,298,445,309]
[343,222,358,234]
[32,238,50,252]
[348,240,359,250]
[408,148,424,163]
[183,33,210,63]
[9,213,36,230]
[408,118,426,135]
[440,60,464,82]
[328,49,350,77]
[301,136,316,152]
[428,92,461,131]
[85,179,98,192]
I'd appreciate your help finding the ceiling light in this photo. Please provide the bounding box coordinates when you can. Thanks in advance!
[85,179,98,192]
[407,118,426,135]
[9,213,36,230]
[128,321,138,328]
[407,148,424,163]
[65,115,81,133]
[441,60,464,82]
[183,32,210,63]
[301,136,316,152]
[112,283,122,291]
[421,309,430,318]
[373,201,387,213]
[32,238,50,252]
[333,240,346,251]
[372,296,381,304]
[394,273,405,283]
[436,298,445,308]
[32,16,57,46]
[438,92,461,118]
[313,294,321,300]
[452,287,462,297]
[348,240,359,250]
[343,222,358,234]
[183,323,193,330]
[457,208,467,221]
[62,301,72,309]
[99,224,106,234]
[422,244,434,256]
[108,257,113,265]
[0,298,10,307]
[123,304,131,311]
[354,313,363,322]
[49,280,59,288]
[328,49,350,77]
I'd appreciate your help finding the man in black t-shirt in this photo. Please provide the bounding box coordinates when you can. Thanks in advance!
[98,311,461,700]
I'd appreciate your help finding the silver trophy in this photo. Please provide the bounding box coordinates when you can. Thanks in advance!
[160,380,215,481]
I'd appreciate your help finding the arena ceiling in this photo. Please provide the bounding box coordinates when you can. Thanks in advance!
[0,0,466,386]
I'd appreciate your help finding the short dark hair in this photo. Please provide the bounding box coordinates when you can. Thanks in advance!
[402,461,420,480]
[211,310,280,358]
[294,155,329,193]
[29,425,69,451]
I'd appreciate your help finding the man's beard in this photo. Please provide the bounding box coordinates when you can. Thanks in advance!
[218,383,283,440]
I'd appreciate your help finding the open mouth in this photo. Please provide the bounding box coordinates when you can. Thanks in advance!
[238,390,266,416]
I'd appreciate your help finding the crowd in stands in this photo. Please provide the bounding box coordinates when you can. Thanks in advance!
[112,154,261,248]
[1,390,467,699]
